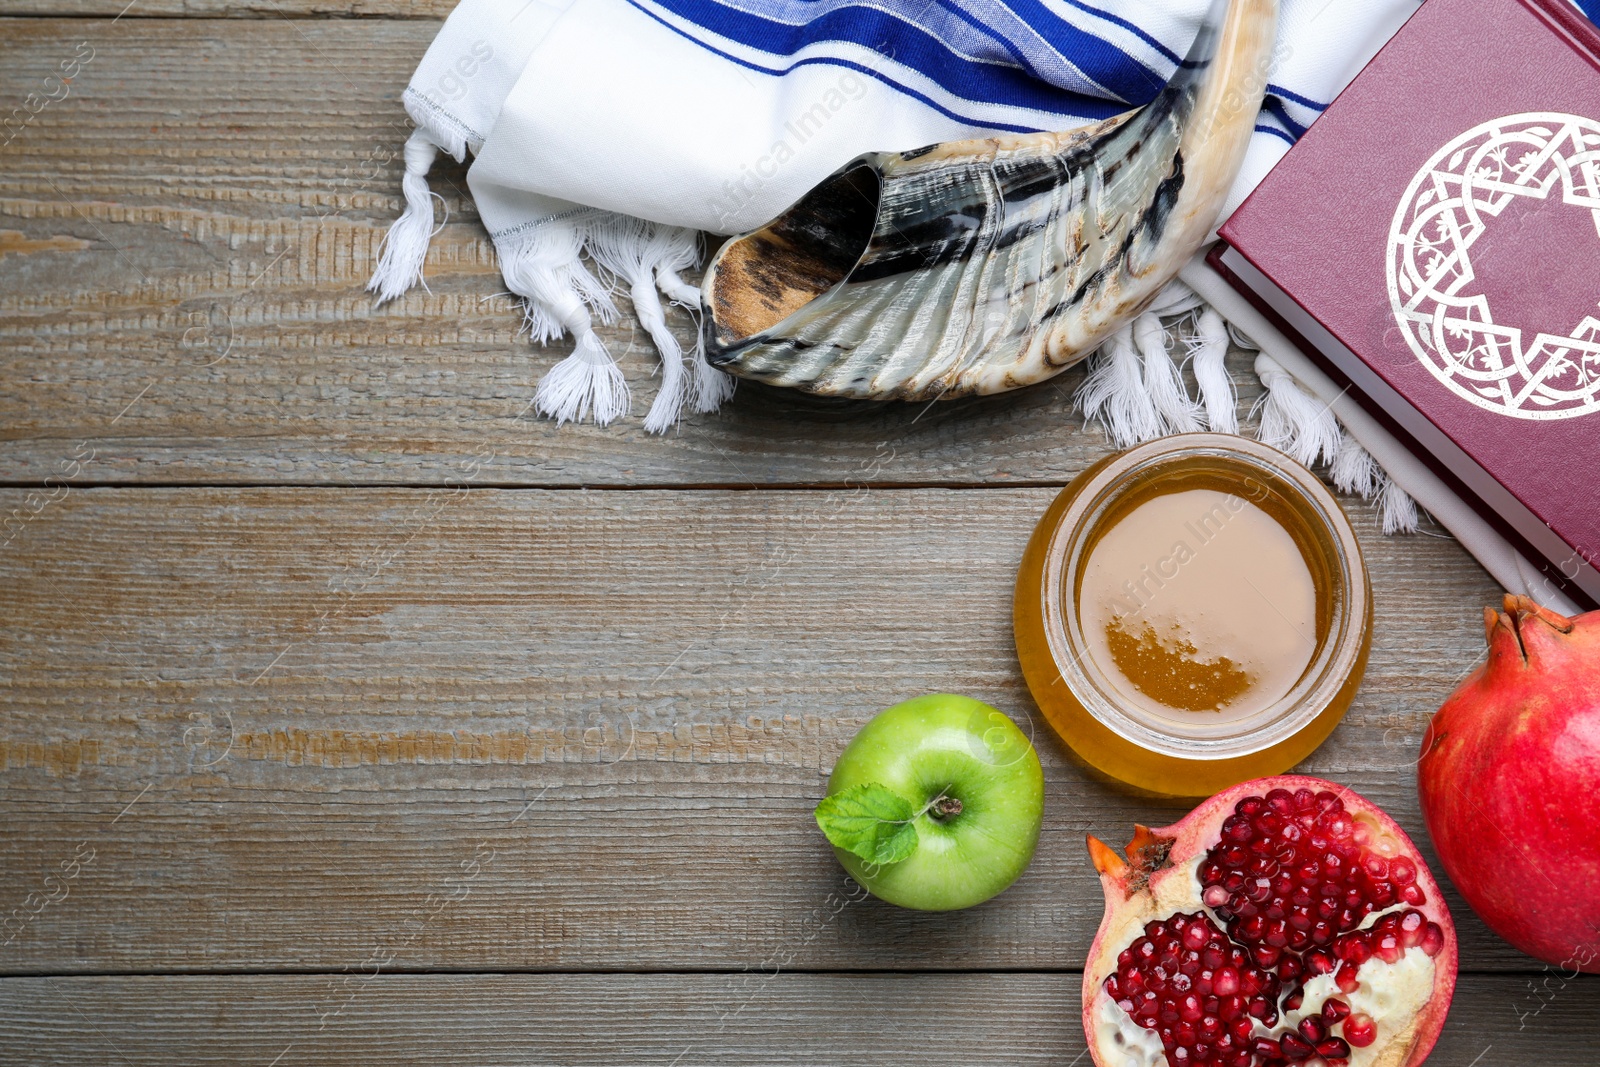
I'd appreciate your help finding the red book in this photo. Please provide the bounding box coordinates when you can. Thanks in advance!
[1214,0,1600,608]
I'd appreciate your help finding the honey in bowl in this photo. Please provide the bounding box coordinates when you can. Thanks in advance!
[1013,434,1370,796]
[1078,488,1318,725]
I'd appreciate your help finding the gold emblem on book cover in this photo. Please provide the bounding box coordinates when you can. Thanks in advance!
[1387,112,1600,420]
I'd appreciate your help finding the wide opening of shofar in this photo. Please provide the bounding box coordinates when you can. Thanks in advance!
[706,161,882,344]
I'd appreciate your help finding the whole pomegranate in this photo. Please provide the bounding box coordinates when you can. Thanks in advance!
[1084,776,1456,1067]
[1418,595,1600,971]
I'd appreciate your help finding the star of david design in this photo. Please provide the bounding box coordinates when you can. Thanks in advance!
[1386,112,1600,420]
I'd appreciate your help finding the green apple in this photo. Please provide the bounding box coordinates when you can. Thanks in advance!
[815,693,1044,911]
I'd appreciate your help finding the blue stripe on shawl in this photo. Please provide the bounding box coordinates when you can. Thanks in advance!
[636,0,1347,143]
[623,0,1122,130]
[646,0,1169,103]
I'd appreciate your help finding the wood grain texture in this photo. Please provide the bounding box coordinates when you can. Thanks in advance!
[0,0,456,16]
[1,973,1594,1065]
[0,486,1528,974]
[0,19,1262,488]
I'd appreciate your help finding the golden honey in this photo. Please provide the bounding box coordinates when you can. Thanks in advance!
[1014,434,1370,796]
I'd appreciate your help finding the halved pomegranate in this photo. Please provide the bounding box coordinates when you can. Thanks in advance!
[1084,776,1456,1067]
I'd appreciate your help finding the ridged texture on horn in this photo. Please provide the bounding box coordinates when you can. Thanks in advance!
[701,0,1278,400]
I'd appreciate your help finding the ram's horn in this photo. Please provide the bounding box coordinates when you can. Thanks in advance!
[699,0,1277,400]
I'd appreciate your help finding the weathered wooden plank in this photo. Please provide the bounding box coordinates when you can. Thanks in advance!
[0,486,1528,973]
[0,0,455,16]
[0,973,1592,1065]
[0,18,1262,487]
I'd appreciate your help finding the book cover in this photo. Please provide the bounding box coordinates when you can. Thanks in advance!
[1217,0,1600,604]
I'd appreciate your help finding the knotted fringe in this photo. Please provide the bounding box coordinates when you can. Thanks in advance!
[1078,282,1240,445]
[1135,313,1203,434]
[1188,309,1237,434]
[588,218,732,430]
[498,215,734,430]
[1078,323,1162,447]
[589,219,691,432]
[657,262,735,415]
[497,217,629,426]
[368,129,449,304]
[1253,354,1419,533]
[1253,355,1342,468]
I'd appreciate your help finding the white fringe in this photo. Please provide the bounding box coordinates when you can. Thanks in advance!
[367,129,446,305]
[1134,313,1202,434]
[498,217,629,426]
[1251,354,1421,532]
[587,219,707,433]
[1189,308,1237,434]
[1330,432,1380,498]
[1252,354,1342,469]
[1077,324,1163,447]
[658,262,734,414]
[1378,476,1420,534]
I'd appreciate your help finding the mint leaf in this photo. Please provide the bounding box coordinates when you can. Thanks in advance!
[814,783,919,865]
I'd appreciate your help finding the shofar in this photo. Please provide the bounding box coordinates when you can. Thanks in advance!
[700,0,1278,401]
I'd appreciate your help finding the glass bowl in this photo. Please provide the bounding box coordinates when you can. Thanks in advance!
[1013,433,1371,796]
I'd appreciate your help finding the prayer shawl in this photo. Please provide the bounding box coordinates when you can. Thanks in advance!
[370,0,1595,612]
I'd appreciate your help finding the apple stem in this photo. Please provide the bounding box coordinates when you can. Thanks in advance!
[928,794,963,821]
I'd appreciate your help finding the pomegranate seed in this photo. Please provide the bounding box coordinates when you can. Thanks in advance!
[1280,1031,1315,1059]
[1335,962,1360,993]
[1421,922,1446,957]
[1203,885,1230,908]
[1400,883,1427,906]
[1375,932,1404,964]
[1251,1037,1282,1058]
[1299,1015,1327,1042]
[1213,967,1240,996]
[1322,996,1351,1022]
[1343,1012,1377,1047]
[1316,1036,1353,1060]
[1391,857,1416,884]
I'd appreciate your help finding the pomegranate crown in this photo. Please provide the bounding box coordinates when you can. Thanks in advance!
[1087,824,1173,896]
[1484,594,1577,669]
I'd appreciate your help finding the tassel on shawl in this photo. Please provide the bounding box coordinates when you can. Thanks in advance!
[588,219,694,432]
[1253,354,1420,533]
[1078,281,1206,446]
[656,260,734,414]
[1135,314,1203,434]
[1188,309,1237,434]
[586,219,731,430]
[1252,354,1342,469]
[368,129,448,304]
[497,217,629,426]
[1078,323,1163,447]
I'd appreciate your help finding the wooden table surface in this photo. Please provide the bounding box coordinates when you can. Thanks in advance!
[2,8,1596,1064]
